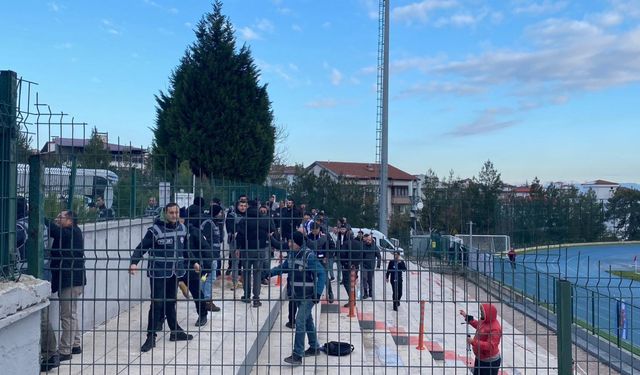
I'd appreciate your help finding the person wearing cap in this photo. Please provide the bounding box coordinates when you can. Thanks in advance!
[385,251,406,311]
[268,231,326,365]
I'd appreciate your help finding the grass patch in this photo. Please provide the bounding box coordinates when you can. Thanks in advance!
[607,270,640,282]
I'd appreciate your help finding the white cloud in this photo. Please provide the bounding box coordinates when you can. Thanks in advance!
[322,21,332,29]
[256,18,275,32]
[330,68,343,86]
[361,0,381,20]
[256,59,305,86]
[595,12,623,27]
[292,24,302,32]
[434,11,487,28]
[392,0,458,24]
[513,0,568,15]
[239,27,261,41]
[397,82,484,98]
[185,22,193,28]
[48,2,60,12]
[448,109,519,137]
[305,98,340,109]
[143,0,179,14]
[101,19,122,36]
[428,20,640,92]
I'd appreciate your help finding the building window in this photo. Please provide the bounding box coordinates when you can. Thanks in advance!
[392,186,408,197]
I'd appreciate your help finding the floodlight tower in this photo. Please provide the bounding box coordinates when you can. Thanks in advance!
[376,0,390,235]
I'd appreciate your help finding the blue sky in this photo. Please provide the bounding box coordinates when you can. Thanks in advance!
[2,0,639,184]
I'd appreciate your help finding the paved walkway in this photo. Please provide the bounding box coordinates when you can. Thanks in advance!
[47,264,285,375]
[252,253,558,374]
[48,254,559,374]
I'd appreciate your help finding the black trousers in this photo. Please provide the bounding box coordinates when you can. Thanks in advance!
[362,267,374,297]
[341,263,358,297]
[320,259,334,298]
[147,275,182,335]
[288,300,298,324]
[242,255,264,300]
[180,271,207,317]
[391,279,403,306]
[473,357,501,375]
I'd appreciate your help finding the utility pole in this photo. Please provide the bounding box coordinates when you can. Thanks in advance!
[468,221,474,252]
[377,0,390,235]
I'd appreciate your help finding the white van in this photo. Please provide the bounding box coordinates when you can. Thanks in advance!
[349,228,404,254]
[17,164,119,209]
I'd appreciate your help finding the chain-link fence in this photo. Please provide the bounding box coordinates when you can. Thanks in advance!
[1,69,637,374]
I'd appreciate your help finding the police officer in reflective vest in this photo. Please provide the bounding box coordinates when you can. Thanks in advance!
[129,202,208,352]
[268,230,326,365]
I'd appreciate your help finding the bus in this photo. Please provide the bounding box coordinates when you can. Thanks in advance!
[17,164,119,209]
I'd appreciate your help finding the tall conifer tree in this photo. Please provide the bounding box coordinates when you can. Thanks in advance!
[152,1,275,183]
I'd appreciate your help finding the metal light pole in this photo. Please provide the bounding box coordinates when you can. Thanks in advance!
[378,0,390,235]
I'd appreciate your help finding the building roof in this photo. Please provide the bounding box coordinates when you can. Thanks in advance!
[513,186,531,194]
[583,179,619,186]
[42,137,146,153]
[310,161,416,181]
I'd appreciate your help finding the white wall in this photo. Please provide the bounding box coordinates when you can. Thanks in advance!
[0,276,50,374]
[48,217,154,333]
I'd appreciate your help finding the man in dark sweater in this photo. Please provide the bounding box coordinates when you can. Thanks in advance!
[46,210,86,361]
[385,251,406,311]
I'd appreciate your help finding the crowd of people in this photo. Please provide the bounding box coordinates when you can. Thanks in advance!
[17,193,502,372]
[132,194,410,365]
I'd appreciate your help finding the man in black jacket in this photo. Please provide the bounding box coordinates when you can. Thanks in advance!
[200,207,223,313]
[225,198,248,289]
[386,251,407,311]
[278,198,300,241]
[306,222,335,303]
[235,206,274,307]
[129,203,206,352]
[361,234,381,300]
[337,226,362,306]
[47,210,86,362]
[179,219,214,326]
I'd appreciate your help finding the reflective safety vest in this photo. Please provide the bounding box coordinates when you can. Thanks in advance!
[147,223,189,278]
[200,218,222,254]
[289,248,317,298]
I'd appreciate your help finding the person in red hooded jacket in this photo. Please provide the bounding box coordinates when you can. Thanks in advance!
[459,303,502,375]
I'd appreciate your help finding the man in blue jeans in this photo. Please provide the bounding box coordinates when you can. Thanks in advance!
[268,230,326,365]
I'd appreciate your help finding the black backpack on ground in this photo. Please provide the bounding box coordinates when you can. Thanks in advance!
[322,341,354,356]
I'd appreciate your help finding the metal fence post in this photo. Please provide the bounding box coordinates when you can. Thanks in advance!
[0,70,18,279]
[130,167,137,217]
[67,154,77,210]
[26,154,44,278]
[591,290,596,335]
[556,279,573,374]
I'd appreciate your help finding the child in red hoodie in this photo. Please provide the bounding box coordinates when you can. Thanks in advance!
[459,304,502,375]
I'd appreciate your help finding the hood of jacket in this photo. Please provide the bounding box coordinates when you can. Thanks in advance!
[481,303,497,323]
